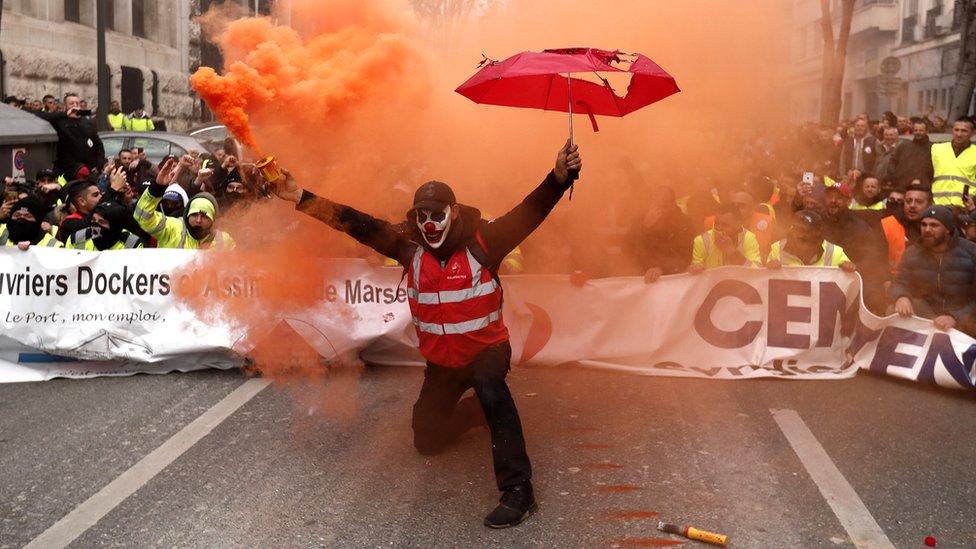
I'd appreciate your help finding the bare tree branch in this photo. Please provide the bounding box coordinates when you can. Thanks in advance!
[950,0,976,120]
[819,0,855,125]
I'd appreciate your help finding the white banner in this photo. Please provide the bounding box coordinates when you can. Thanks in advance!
[1,249,973,390]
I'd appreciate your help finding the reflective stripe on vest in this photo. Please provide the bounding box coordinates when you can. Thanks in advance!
[0,226,8,245]
[177,224,188,248]
[406,277,500,305]
[43,236,59,247]
[823,243,836,266]
[934,174,973,184]
[406,240,507,366]
[408,245,503,330]
[133,204,155,221]
[932,143,976,206]
[71,228,90,247]
[413,309,503,336]
[122,233,142,248]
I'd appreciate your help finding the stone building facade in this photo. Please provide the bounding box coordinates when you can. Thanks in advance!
[0,0,210,132]
[788,0,972,123]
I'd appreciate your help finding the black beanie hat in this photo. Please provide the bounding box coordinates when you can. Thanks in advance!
[921,205,955,233]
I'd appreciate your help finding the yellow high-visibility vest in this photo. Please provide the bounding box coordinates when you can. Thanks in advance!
[849,199,885,211]
[931,142,976,207]
[133,189,234,250]
[691,229,762,268]
[769,239,849,267]
[128,117,155,132]
[66,228,144,250]
[0,225,62,248]
[107,112,127,131]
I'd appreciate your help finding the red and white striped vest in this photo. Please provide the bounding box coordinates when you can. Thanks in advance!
[406,237,508,368]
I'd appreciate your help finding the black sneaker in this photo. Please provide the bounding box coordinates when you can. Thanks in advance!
[483,482,538,529]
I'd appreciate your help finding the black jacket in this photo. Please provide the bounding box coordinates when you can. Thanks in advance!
[296,171,573,271]
[890,236,976,321]
[823,211,886,268]
[34,111,105,177]
[624,205,695,275]
[887,137,934,187]
[837,135,878,176]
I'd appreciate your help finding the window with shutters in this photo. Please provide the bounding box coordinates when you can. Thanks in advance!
[132,0,146,38]
[64,0,80,23]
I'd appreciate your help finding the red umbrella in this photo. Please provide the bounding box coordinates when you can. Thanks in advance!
[455,47,679,138]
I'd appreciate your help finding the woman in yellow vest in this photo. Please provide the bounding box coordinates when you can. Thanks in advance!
[767,209,855,271]
[931,118,976,207]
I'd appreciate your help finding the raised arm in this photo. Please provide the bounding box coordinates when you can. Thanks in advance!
[132,158,183,242]
[274,171,414,265]
[478,141,582,265]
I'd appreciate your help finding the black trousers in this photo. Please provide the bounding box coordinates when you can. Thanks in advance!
[411,341,532,491]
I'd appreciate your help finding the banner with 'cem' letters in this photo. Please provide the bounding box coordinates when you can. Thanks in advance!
[0,248,973,390]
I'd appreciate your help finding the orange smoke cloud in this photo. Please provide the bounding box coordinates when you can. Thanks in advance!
[180,0,792,387]
[190,0,427,162]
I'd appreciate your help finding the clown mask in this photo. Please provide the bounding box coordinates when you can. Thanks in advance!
[416,205,453,249]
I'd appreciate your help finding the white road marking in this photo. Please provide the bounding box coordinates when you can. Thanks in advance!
[771,408,895,549]
[25,378,271,549]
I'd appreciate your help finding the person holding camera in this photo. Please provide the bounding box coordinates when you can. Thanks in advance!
[33,93,105,179]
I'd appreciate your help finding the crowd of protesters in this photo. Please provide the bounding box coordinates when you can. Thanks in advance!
[621,110,976,336]
[1,92,258,252]
[3,93,976,335]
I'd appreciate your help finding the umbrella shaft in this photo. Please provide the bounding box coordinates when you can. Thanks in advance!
[567,73,573,145]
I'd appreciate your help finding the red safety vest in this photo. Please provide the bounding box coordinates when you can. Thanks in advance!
[406,234,508,368]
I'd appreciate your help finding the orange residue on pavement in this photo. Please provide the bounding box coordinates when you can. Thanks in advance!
[583,462,625,469]
[599,484,642,493]
[607,511,660,520]
[612,538,684,547]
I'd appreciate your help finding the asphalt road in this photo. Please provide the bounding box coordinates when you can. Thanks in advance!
[1,365,974,548]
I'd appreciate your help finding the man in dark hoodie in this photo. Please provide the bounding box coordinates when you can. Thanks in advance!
[66,201,144,250]
[272,141,582,529]
[133,158,234,249]
[0,196,61,249]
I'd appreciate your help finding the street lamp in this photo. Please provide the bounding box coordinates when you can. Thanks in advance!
[96,0,111,131]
